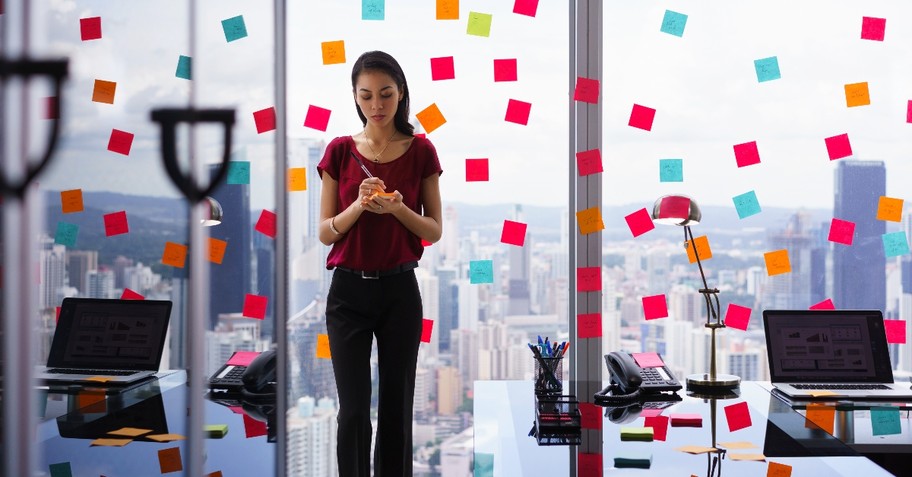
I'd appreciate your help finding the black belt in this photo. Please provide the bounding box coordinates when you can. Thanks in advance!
[334,261,418,279]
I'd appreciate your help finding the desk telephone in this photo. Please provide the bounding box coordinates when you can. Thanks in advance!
[594,351,682,405]
[209,350,276,399]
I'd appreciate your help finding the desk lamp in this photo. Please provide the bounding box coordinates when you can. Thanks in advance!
[200,196,223,226]
[651,195,740,392]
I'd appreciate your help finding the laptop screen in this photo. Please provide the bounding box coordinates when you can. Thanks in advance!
[763,309,894,383]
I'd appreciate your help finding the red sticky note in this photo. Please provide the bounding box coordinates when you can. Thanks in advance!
[579,402,602,430]
[907,100,912,123]
[825,133,852,160]
[227,351,260,366]
[670,413,702,427]
[644,415,669,441]
[253,107,277,134]
[44,96,59,120]
[573,77,599,103]
[628,104,656,131]
[642,294,668,320]
[828,218,855,245]
[631,352,664,368]
[861,16,886,41]
[624,208,655,238]
[577,313,602,339]
[724,303,752,331]
[493,58,517,82]
[107,129,134,156]
[56,306,61,324]
[734,141,760,167]
[500,220,527,246]
[421,319,434,343]
[255,209,277,238]
[430,56,455,81]
[576,149,602,176]
[577,267,601,292]
[121,288,144,300]
[885,319,906,344]
[504,99,532,125]
[810,298,836,310]
[80,17,102,41]
[103,211,129,236]
[303,105,331,131]
[421,239,432,247]
[242,293,268,319]
[658,196,690,222]
[577,453,602,477]
[767,461,793,477]
[724,401,752,432]
[465,158,489,181]
[243,413,267,438]
[158,447,183,473]
[513,0,539,17]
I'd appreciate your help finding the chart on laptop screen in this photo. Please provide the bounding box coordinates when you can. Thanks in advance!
[65,312,162,365]
[770,315,877,379]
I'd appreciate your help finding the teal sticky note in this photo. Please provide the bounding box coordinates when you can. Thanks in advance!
[754,56,781,82]
[227,161,250,185]
[221,15,248,42]
[883,231,910,258]
[469,260,494,284]
[732,190,761,219]
[660,10,687,37]
[474,452,494,477]
[614,452,652,469]
[362,0,385,20]
[659,158,683,182]
[871,406,902,436]
[49,462,73,477]
[54,222,78,247]
[175,55,192,80]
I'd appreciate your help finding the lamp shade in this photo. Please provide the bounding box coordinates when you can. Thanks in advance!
[651,195,701,226]
[200,196,223,226]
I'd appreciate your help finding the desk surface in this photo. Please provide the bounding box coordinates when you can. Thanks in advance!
[474,381,908,476]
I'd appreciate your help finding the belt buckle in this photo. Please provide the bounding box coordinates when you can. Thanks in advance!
[361,270,380,279]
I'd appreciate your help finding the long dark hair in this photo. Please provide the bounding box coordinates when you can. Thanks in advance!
[351,51,414,136]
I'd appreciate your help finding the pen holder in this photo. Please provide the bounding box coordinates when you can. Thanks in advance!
[534,357,563,395]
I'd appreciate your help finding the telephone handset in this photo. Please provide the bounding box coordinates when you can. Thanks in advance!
[209,350,276,400]
[594,351,681,405]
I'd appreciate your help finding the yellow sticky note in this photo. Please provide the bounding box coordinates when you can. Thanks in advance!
[764,249,791,276]
[316,333,331,359]
[162,241,188,268]
[805,403,836,434]
[60,189,84,214]
[808,390,837,397]
[436,0,458,19]
[685,235,713,263]
[85,376,113,383]
[208,237,227,265]
[674,445,718,455]
[415,103,446,134]
[719,441,757,449]
[576,206,605,235]
[108,427,152,437]
[321,40,346,65]
[146,433,187,442]
[844,82,870,107]
[730,453,766,461]
[467,11,492,37]
[92,79,117,104]
[90,438,133,447]
[767,461,792,477]
[288,167,307,191]
[876,196,903,222]
[158,447,183,473]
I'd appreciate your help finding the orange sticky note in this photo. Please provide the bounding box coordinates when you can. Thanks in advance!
[158,447,183,474]
[205,472,224,477]
[288,167,307,191]
[767,461,792,477]
[576,207,605,235]
[805,403,835,434]
[764,249,791,276]
[844,82,870,107]
[436,0,458,19]
[685,235,712,263]
[876,196,903,222]
[162,241,188,268]
[321,40,346,65]
[316,333,331,359]
[208,237,227,264]
[415,103,446,134]
[76,390,106,413]
[60,189,84,214]
[90,438,132,447]
[92,79,116,104]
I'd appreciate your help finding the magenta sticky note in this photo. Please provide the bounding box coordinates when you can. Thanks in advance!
[579,402,602,430]
[724,303,752,331]
[577,313,602,339]
[642,294,668,320]
[628,104,656,131]
[103,211,129,236]
[632,352,664,368]
[810,298,836,310]
[227,351,260,366]
[504,99,532,125]
[907,100,912,123]
[430,56,455,81]
[80,17,102,41]
[825,133,852,160]
[644,415,669,441]
[107,129,134,156]
[493,58,517,82]
[828,218,855,245]
[121,288,144,300]
[670,413,702,427]
[724,401,752,432]
[255,209,277,238]
[253,107,277,134]
[421,319,434,343]
[243,413,268,438]
[885,319,906,344]
[576,149,602,176]
[658,196,690,221]
[641,407,664,418]
[513,0,539,17]
[624,208,655,238]
[577,267,601,292]
[303,105,331,131]
[573,77,599,104]
[500,219,527,246]
[242,293,268,319]
[465,158,489,181]
[861,16,886,41]
[733,141,760,167]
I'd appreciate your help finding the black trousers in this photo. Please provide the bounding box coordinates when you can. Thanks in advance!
[326,268,423,477]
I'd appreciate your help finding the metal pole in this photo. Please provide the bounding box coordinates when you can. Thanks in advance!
[273,0,289,475]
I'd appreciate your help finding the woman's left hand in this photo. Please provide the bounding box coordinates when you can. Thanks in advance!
[363,190,403,215]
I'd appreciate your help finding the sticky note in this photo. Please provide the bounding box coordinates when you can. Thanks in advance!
[92,79,116,104]
[754,56,781,82]
[577,401,601,430]
[805,403,836,434]
[493,58,517,82]
[573,77,599,103]
[253,107,277,134]
[416,103,446,134]
[469,260,494,284]
[642,294,668,320]
[844,82,870,107]
[303,105,331,131]
[243,413,267,438]
[883,231,910,257]
[227,161,250,184]
[77,390,107,412]
[641,408,663,418]
[657,195,690,221]
[733,190,761,219]
[876,196,903,222]
[659,158,683,182]
[121,288,144,300]
[103,210,129,236]
[208,237,227,264]
[871,406,901,436]
[730,454,766,462]
[147,434,187,443]
[501,220,527,246]
[362,0,385,20]
[724,303,752,331]
[227,351,260,366]
[624,208,654,238]
[161,241,188,268]
[288,167,307,191]
[513,0,538,17]
[421,319,433,343]
[675,445,715,454]
[108,427,153,437]
[90,437,133,446]
[321,40,346,65]
[158,447,183,473]
[436,0,458,20]
[54,222,78,247]
[175,55,192,80]
[577,267,601,292]
[221,15,248,42]
[255,209,277,238]
[430,56,455,81]
[577,149,602,176]
[764,249,791,276]
[631,352,664,368]
[577,313,602,338]
[660,10,687,37]
[828,218,855,245]
[825,133,852,160]
[107,129,134,155]
[578,453,601,476]
[316,333,331,358]
[576,206,605,235]
[644,415,669,441]
[685,235,712,263]
[504,99,532,125]
[767,461,792,477]
[670,414,703,427]
[79,17,102,41]
[724,401,752,432]
[465,158,489,181]
[243,293,268,319]
[809,298,836,310]
[884,319,906,344]
[44,96,59,120]
[907,100,912,123]
[467,11,492,37]
[733,141,760,167]
[620,427,654,441]
[49,462,73,477]
[861,16,886,41]
[204,424,229,438]
[628,104,656,131]
[719,441,757,449]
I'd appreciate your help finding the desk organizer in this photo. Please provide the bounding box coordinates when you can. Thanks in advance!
[532,393,581,445]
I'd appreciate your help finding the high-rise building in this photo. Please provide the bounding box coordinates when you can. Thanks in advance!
[766,212,818,309]
[38,236,67,310]
[209,159,252,329]
[66,250,97,295]
[437,266,459,353]
[507,205,532,315]
[289,300,337,402]
[85,267,115,299]
[112,255,133,289]
[436,366,463,415]
[441,206,460,266]
[286,396,337,477]
[416,269,440,357]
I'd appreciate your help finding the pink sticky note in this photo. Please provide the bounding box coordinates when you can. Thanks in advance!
[421,319,434,343]
[631,352,664,368]
[303,105,331,131]
[500,220,527,246]
[227,351,260,366]
[828,218,855,245]
[253,107,276,134]
[825,133,852,160]
[658,196,690,221]
[107,129,134,156]
[579,402,602,430]
[242,293,268,319]
[504,99,532,125]
[810,298,836,310]
[121,288,144,300]
[493,58,517,82]
[724,304,752,331]
[885,319,906,344]
[644,415,669,441]
[724,401,752,432]
[624,208,655,238]
[430,56,455,81]
[577,313,602,339]
[513,0,539,17]
[642,294,668,320]
[255,209,277,238]
[80,17,102,41]
[573,77,599,103]
[861,16,886,41]
[907,100,912,123]
[421,238,432,247]
[577,267,601,292]
[641,407,664,418]
[628,104,656,131]
[465,158,489,181]
[103,211,129,236]
[670,413,702,427]
[577,453,602,477]
[733,141,760,167]
[243,413,267,438]
[576,149,602,176]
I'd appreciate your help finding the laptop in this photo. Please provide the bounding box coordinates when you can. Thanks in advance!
[763,309,912,400]
[37,298,172,386]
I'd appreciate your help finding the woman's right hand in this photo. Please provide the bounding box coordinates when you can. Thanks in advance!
[358,177,386,208]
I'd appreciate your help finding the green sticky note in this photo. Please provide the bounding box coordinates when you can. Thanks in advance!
[175,55,192,80]
[362,0,384,20]
[221,15,248,42]
[49,462,73,477]
[54,222,78,247]
[659,158,683,182]
[227,161,250,184]
[871,406,902,436]
[205,424,229,438]
[467,11,493,37]
[614,452,652,469]
[469,260,494,284]
[620,426,654,441]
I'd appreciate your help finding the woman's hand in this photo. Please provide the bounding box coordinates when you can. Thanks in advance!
[357,178,385,208]
[363,190,403,215]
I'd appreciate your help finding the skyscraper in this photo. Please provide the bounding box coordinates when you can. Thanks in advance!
[66,250,97,295]
[507,204,531,315]
[209,159,252,329]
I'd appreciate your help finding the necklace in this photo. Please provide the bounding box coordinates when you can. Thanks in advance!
[364,129,397,163]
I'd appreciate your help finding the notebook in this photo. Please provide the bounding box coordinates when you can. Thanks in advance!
[763,309,912,400]
[37,298,172,386]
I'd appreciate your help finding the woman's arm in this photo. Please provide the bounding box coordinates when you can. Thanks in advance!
[387,173,442,243]
[318,173,366,245]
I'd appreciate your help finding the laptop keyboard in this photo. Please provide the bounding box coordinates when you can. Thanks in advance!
[47,368,138,376]
[792,383,890,390]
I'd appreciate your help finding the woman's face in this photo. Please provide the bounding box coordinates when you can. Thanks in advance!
[354,69,402,128]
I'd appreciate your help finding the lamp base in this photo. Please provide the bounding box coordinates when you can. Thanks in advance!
[685,373,740,392]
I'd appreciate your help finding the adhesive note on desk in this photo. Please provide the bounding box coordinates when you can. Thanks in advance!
[108,427,152,437]
[243,413,267,438]
[147,433,186,442]
[316,333,331,359]
[76,390,106,413]
[644,415,669,441]
[804,403,835,434]
[670,414,702,427]
[730,453,766,461]
[158,447,183,473]
[91,437,132,447]
[614,452,652,469]
[632,352,664,368]
[205,424,229,438]
[49,462,73,477]
[577,206,605,235]
[227,351,260,367]
[871,406,902,436]
[767,461,792,477]
[675,445,715,454]
[469,260,494,284]
[808,390,837,397]
[719,441,757,449]
[724,401,752,432]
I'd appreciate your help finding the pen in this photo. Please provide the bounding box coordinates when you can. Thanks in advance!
[349,150,374,178]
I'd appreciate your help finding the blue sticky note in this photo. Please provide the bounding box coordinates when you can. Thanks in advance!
[732,190,761,219]
[54,222,78,247]
[659,158,683,182]
[883,231,910,258]
[871,406,902,436]
[227,161,250,185]
[754,56,781,82]
[221,15,248,42]
[660,10,687,37]
[362,0,385,20]
[49,462,73,477]
[175,55,192,80]
[469,260,494,284]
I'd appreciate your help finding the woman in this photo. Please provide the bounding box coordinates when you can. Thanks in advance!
[317,50,443,476]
